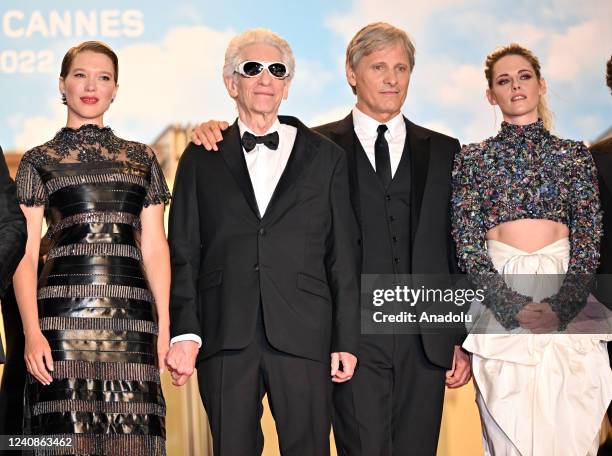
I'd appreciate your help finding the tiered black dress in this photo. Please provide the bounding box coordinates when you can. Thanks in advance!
[15,124,170,455]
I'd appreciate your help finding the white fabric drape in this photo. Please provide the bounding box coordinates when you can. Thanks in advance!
[463,238,612,456]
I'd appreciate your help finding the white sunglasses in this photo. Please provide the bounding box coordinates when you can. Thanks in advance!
[234,61,290,79]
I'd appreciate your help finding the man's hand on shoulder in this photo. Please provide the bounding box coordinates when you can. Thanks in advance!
[191,120,229,150]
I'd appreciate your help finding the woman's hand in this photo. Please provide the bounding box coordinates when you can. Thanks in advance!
[516,302,560,333]
[24,330,54,385]
[157,323,170,374]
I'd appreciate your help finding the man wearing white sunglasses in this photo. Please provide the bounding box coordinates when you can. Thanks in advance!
[166,28,360,456]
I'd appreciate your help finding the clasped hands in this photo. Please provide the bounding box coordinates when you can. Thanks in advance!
[165,340,199,386]
[516,301,560,333]
[165,341,358,386]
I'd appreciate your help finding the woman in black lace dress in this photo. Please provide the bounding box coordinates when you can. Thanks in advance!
[13,41,170,455]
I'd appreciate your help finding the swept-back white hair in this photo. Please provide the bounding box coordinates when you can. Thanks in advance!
[223,28,295,81]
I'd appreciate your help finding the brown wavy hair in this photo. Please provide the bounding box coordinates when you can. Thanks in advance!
[485,43,552,130]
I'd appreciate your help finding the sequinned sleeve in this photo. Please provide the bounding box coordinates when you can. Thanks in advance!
[143,152,171,207]
[542,143,602,329]
[451,143,530,330]
[15,156,48,207]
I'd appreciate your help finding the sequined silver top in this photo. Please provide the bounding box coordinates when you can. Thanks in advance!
[452,120,602,329]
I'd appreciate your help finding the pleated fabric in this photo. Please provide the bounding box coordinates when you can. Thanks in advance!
[464,238,612,456]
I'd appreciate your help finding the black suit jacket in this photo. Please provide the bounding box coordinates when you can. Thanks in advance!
[315,114,464,369]
[591,138,612,305]
[0,146,27,363]
[169,116,361,363]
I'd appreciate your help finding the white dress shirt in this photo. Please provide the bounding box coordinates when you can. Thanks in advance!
[352,106,406,178]
[239,118,297,215]
[170,118,298,348]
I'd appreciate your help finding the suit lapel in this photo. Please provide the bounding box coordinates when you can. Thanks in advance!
[329,114,357,164]
[390,127,412,185]
[595,146,612,192]
[406,118,431,242]
[219,121,261,219]
[328,114,361,223]
[263,116,317,220]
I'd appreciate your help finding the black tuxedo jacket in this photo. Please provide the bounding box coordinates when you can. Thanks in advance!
[0,146,27,363]
[169,116,361,363]
[591,138,612,304]
[315,114,464,369]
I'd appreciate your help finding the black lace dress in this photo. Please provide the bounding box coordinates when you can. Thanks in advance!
[15,124,170,455]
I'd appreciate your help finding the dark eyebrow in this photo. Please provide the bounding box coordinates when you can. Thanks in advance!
[496,68,533,79]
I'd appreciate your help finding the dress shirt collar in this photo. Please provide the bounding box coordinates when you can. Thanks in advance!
[352,106,405,140]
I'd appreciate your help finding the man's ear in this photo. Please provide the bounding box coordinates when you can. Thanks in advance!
[346,63,357,91]
[282,79,291,101]
[486,88,497,106]
[224,75,238,99]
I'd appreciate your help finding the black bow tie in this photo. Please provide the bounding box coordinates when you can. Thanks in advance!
[241,131,280,152]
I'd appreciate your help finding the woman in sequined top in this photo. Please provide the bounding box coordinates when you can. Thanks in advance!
[12,42,170,455]
[453,54,602,333]
[452,44,611,456]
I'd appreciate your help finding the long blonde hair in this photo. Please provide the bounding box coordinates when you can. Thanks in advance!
[485,43,553,130]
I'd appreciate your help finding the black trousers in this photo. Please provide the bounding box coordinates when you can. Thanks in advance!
[0,285,26,435]
[332,334,446,456]
[197,311,332,456]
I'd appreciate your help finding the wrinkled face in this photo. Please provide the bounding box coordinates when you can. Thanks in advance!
[224,43,290,118]
[347,43,411,122]
[59,50,118,126]
[486,54,545,124]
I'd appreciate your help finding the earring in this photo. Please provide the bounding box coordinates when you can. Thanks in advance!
[61,93,66,103]
[111,98,115,103]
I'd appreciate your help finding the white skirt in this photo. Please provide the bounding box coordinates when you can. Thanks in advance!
[463,238,612,456]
